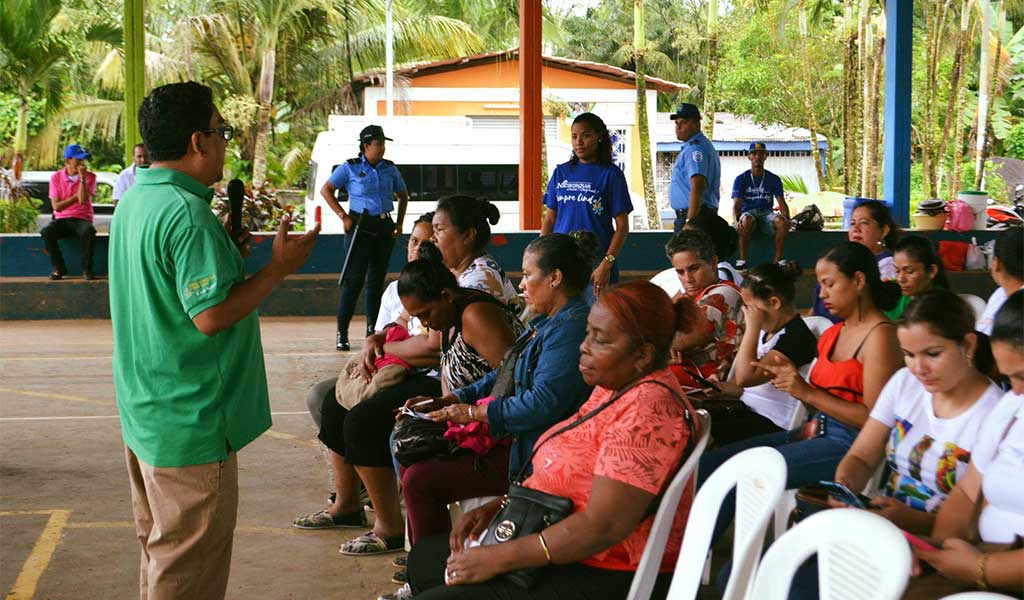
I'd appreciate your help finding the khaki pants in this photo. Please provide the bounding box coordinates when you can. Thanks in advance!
[125,446,239,600]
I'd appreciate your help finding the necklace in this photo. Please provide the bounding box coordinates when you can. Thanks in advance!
[750,171,765,189]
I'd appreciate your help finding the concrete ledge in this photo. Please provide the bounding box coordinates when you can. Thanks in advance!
[0,270,998,320]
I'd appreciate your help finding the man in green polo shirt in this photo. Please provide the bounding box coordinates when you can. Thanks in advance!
[109,82,320,600]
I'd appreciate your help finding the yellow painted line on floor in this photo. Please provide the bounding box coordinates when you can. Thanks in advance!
[64,521,305,537]
[0,387,111,407]
[4,509,71,600]
[262,429,318,448]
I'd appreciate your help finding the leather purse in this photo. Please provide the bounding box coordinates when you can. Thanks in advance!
[391,415,464,467]
[478,378,697,588]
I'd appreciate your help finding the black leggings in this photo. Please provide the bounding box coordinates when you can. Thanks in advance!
[318,372,440,467]
[409,534,673,600]
[707,403,784,448]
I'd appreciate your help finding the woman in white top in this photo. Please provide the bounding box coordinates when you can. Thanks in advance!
[710,262,817,446]
[914,290,1024,594]
[833,289,1003,535]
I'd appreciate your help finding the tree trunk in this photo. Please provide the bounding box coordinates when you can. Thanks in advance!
[799,0,824,189]
[867,28,885,198]
[635,0,659,229]
[842,0,858,194]
[702,0,719,138]
[13,89,29,180]
[251,46,277,190]
[947,1,974,198]
[974,0,992,189]
[939,0,970,199]
[860,19,873,197]
[978,3,1005,189]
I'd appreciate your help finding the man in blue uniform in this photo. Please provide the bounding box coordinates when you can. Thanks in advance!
[320,125,409,351]
[668,103,721,233]
[732,142,790,267]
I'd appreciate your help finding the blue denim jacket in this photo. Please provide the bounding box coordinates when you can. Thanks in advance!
[453,295,592,478]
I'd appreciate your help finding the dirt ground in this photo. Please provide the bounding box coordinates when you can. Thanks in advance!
[0,317,408,600]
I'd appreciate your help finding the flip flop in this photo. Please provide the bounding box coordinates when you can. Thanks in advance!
[291,508,366,529]
[340,531,405,555]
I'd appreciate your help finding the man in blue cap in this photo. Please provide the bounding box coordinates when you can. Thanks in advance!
[731,142,790,267]
[41,143,97,279]
[668,103,721,233]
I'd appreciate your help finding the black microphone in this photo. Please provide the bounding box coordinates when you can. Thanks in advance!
[227,179,245,238]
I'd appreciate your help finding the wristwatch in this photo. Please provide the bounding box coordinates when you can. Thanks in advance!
[603,254,617,264]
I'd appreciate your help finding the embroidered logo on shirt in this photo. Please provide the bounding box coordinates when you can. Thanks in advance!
[183,274,217,300]
[692,151,704,163]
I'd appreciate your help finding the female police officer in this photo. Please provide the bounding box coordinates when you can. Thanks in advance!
[320,125,409,351]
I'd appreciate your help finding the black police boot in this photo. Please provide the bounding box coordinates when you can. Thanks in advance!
[336,331,350,352]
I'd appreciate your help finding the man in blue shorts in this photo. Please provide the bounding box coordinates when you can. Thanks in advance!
[732,142,790,267]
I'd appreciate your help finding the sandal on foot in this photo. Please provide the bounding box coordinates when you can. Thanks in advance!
[340,531,405,555]
[391,554,407,568]
[391,567,408,584]
[291,508,366,529]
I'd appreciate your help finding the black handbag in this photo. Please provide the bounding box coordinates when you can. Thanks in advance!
[490,328,537,400]
[478,378,697,588]
[391,415,464,467]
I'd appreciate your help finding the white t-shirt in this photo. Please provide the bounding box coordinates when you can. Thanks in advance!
[975,286,1022,335]
[113,164,137,200]
[870,368,1004,513]
[374,280,424,336]
[971,391,1024,544]
[739,317,817,429]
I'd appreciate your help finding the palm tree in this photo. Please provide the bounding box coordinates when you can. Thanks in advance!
[702,0,720,138]
[0,0,70,177]
[633,0,659,229]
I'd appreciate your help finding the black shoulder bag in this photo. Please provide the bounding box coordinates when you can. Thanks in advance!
[478,378,698,588]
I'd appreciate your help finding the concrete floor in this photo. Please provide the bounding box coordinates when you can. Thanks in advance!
[0,317,406,600]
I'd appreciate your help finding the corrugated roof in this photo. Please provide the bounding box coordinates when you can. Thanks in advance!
[653,111,827,143]
[354,48,690,94]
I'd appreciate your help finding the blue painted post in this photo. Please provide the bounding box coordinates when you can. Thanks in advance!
[883,0,913,227]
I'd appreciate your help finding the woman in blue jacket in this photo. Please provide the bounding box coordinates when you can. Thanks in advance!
[397,233,596,547]
[541,112,633,301]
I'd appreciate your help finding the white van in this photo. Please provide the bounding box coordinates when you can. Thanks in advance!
[305,115,570,233]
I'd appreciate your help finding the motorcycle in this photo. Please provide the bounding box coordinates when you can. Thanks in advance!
[986,184,1024,229]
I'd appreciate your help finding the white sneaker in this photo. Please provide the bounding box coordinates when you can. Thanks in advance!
[377,583,412,600]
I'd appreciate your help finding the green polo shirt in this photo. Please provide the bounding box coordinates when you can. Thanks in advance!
[109,167,270,468]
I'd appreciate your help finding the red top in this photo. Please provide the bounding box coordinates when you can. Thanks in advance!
[523,369,693,572]
[808,323,865,405]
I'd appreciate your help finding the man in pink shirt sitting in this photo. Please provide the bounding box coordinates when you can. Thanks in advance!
[41,143,97,280]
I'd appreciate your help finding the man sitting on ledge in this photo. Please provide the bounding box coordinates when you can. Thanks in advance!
[41,143,97,280]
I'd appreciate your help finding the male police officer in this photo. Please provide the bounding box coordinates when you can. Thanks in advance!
[320,125,409,351]
[668,103,721,233]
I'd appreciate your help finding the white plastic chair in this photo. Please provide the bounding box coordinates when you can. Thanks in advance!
[651,267,684,298]
[959,293,988,322]
[448,495,501,527]
[773,457,885,542]
[626,410,712,600]
[663,447,787,600]
[937,589,1019,593]
[802,315,834,338]
[748,509,912,600]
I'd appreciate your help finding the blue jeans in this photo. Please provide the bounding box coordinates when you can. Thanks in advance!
[698,415,860,545]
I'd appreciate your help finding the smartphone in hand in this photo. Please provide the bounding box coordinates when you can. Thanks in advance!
[818,481,870,509]
[902,531,941,551]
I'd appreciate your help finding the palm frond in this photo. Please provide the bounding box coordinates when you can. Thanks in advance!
[62,96,125,141]
[346,15,485,70]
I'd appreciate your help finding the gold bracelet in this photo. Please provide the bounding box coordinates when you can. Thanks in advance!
[976,553,989,590]
[538,532,552,564]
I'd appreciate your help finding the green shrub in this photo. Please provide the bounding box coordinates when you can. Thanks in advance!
[0,171,43,233]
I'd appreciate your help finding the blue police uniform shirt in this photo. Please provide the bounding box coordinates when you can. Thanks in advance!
[732,169,784,213]
[668,131,720,210]
[327,155,407,215]
[543,161,633,254]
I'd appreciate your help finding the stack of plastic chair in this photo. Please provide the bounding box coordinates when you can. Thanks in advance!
[748,509,912,600]
[625,410,712,600]
[660,447,787,600]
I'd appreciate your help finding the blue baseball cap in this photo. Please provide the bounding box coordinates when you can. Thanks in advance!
[748,142,768,152]
[63,143,91,160]
[669,103,701,121]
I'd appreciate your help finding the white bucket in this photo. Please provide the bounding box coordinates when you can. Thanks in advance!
[957,191,989,229]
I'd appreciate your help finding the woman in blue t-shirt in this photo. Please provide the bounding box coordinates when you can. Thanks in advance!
[541,112,633,300]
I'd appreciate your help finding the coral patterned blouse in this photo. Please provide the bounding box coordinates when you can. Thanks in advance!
[521,368,693,572]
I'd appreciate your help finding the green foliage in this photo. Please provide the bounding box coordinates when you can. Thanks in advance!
[781,174,809,194]
[0,93,46,144]
[0,171,44,233]
[1005,123,1024,159]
